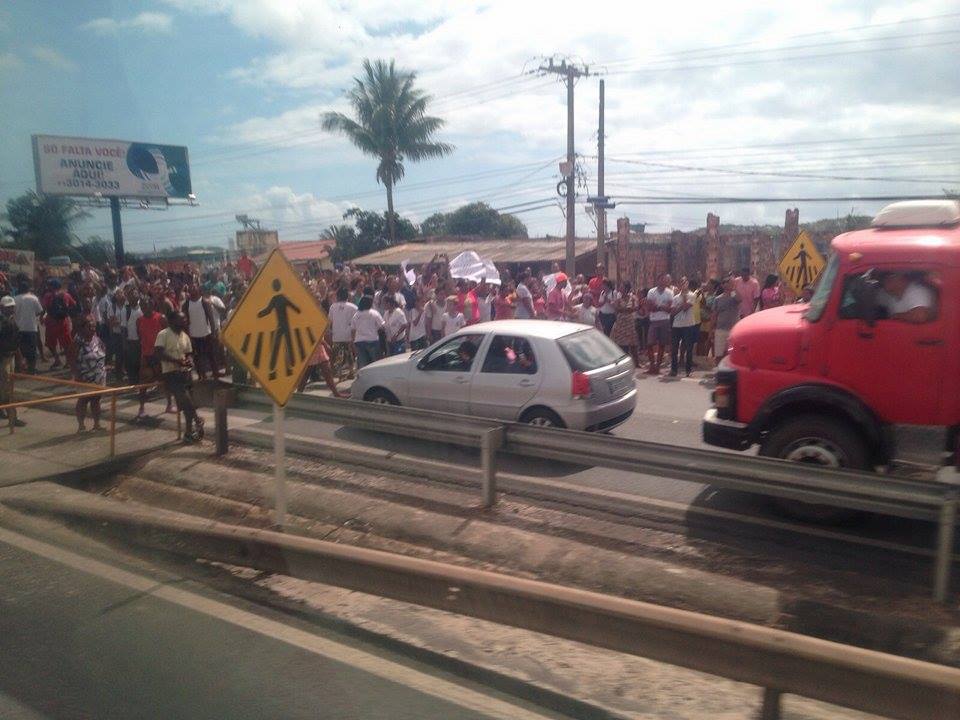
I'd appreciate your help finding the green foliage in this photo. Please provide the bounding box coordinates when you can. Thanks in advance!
[420,202,528,238]
[321,58,453,241]
[0,191,90,260]
[324,208,417,263]
[75,237,115,265]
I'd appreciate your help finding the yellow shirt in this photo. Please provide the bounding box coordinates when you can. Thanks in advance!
[154,327,192,374]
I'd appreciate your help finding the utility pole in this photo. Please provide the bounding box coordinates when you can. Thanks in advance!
[597,79,605,267]
[536,57,591,276]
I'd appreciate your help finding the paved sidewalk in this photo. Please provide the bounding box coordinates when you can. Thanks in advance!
[0,403,180,486]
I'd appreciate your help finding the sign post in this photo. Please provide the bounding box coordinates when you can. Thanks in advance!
[220,248,329,528]
[274,404,287,525]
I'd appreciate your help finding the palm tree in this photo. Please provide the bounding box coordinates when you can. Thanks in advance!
[1,191,90,259]
[321,59,453,243]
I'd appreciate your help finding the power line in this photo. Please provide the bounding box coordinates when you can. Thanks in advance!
[614,193,941,205]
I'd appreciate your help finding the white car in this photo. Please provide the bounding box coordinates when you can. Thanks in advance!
[351,320,637,431]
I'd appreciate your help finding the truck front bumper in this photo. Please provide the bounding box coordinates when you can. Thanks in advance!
[702,408,752,451]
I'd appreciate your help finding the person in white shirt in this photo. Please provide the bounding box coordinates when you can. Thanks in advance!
[382,296,409,355]
[406,294,428,350]
[477,283,494,323]
[669,276,698,377]
[645,273,675,375]
[426,292,445,343]
[123,288,144,382]
[181,285,219,379]
[441,297,466,337]
[572,292,599,327]
[13,278,44,373]
[514,273,535,319]
[597,279,618,336]
[328,287,358,379]
[350,295,385,368]
[878,272,936,323]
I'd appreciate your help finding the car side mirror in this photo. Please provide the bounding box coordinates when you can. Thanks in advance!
[417,358,428,371]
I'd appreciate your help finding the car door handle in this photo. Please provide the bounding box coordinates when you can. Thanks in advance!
[454,377,470,384]
[518,379,536,387]
[917,338,944,346]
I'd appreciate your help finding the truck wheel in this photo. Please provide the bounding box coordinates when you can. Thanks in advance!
[759,414,869,523]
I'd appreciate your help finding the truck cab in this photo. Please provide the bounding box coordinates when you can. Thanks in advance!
[703,200,960,477]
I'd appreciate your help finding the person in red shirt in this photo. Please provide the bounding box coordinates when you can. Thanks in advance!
[236,251,256,280]
[135,296,170,418]
[588,263,606,297]
[41,279,76,369]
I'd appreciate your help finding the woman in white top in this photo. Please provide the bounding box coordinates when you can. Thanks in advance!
[426,292,445,344]
[350,295,385,368]
[382,296,408,356]
[407,295,429,351]
[597,279,618,336]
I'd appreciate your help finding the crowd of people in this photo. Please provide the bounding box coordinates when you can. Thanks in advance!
[0,248,803,441]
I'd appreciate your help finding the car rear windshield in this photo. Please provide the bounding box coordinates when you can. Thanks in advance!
[557,329,627,371]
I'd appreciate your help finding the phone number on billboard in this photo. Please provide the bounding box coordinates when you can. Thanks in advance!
[59,179,121,190]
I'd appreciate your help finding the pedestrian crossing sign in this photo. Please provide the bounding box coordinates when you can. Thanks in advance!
[221,248,328,407]
[778,230,826,295]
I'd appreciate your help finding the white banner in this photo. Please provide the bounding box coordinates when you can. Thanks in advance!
[32,134,192,199]
[448,250,501,285]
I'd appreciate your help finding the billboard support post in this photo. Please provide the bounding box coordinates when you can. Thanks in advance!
[110,197,124,267]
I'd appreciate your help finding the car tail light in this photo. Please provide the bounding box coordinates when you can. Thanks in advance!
[571,371,591,399]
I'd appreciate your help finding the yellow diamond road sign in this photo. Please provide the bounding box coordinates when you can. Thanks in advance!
[221,248,328,407]
[778,229,826,295]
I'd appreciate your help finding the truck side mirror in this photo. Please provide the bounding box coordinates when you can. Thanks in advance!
[851,273,879,327]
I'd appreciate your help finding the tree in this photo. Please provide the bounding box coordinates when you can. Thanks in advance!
[321,58,453,243]
[324,207,416,263]
[1,191,90,260]
[425,202,528,238]
[420,211,449,237]
[75,237,115,266]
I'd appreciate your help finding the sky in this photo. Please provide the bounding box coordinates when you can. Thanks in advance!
[1,0,959,255]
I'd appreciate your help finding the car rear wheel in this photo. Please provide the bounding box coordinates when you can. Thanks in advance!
[364,388,400,406]
[759,414,869,523]
[521,407,565,428]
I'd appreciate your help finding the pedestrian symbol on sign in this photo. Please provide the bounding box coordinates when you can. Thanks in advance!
[257,279,302,380]
[777,230,826,295]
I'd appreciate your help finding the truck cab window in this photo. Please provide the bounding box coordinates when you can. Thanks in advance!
[839,270,939,324]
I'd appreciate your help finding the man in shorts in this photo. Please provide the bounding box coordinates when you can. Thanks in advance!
[154,311,203,443]
[645,274,674,375]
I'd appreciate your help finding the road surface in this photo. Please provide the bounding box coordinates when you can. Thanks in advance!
[0,524,565,720]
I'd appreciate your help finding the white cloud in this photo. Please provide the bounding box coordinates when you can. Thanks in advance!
[29,45,77,72]
[81,12,173,35]
[161,0,960,232]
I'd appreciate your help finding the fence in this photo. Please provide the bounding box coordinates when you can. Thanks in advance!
[233,387,960,602]
[16,491,960,720]
[2,373,181,455]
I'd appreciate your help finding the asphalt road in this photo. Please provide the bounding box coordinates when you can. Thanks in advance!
[0,525,564,720]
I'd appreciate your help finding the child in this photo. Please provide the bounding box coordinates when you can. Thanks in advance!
[441,297,466,337]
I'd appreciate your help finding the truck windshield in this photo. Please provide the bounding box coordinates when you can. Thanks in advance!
[804,252,840,322]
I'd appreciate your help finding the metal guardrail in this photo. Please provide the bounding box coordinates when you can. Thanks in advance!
[234,387,960,602]
[15,493,960,720]
[3,373,182,452]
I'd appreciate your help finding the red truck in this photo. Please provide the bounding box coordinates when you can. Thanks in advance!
[703,200,959,495]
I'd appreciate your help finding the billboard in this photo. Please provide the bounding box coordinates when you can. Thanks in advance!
[236,229,279,257]
[32,134,192,200]
[0,248,35,281]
